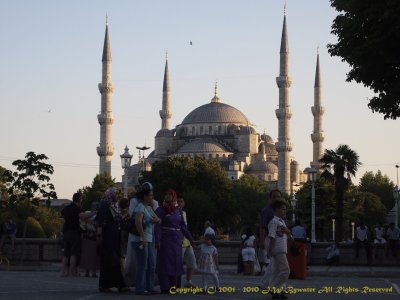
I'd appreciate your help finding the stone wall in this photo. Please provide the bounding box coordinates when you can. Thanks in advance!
[1,239,399,266]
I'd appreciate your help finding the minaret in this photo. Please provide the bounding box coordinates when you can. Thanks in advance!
[275,8,293,194]
[310,50,325,170]
[97,17,115,175]
[159,53,172,129]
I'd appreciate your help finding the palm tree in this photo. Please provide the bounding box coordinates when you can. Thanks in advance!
[320,145,361,241]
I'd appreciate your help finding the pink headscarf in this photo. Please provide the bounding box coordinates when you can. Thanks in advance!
[163,188,177,214]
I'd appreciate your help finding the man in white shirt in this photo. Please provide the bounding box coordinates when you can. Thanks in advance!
[291,220,306,241]
[355,222,371,264]
[373,224,386,258]
[386,223,399,258]
[267,200,291,299]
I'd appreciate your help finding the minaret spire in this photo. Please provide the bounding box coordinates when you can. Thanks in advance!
[311,50,325,170]
[275,9,293,194]
[211,81,221,103]
[159,54,172,129]
[97,18,115,175]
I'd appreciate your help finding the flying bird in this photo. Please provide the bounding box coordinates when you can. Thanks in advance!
[189,41,193,45]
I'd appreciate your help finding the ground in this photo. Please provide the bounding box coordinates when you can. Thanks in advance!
[0,271,399,300]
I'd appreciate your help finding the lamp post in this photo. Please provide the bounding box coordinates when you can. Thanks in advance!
[395,165,399,228]
[290,194,297,223]
[393,186,399,229]
[120,146,132,199]
[309,167,317,243]
[332,218,336,242]
[351,221,355,240]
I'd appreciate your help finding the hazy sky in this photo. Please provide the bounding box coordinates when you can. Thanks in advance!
[0,0,399,199]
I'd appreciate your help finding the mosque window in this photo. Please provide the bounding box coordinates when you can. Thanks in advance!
[200,126,203,134]
[209,126,212,134]
[192,127,195,135]
[218,126,222,134]
[209,154,212,159]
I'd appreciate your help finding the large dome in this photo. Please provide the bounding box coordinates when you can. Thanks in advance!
[181,102,250,125]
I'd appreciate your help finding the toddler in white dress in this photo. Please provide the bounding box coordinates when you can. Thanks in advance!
[197,233,220,291]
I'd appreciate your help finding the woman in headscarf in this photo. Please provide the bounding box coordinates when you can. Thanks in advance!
[154,189,194,293]
[95,188,129,293]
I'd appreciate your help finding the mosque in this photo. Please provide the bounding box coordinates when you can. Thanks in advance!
[96,12,325,195]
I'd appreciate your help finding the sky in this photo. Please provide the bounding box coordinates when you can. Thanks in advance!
[0,0,399,199]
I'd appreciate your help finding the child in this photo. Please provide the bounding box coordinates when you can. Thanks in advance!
[197,233,220,292]
[267,200,291,299]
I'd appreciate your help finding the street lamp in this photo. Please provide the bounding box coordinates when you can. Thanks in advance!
[309,167,317,243]
[120,146,132,199]
[393,186,399,229]
[332,219,335,242]
[395,165,399,228]
[290,194,297,222]
[351,221,355,240]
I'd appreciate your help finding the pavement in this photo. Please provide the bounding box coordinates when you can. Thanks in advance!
[1,262,400,278]
[0,270,399,300]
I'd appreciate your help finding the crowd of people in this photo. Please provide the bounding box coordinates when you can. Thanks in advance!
[59,183,220,295]
[57,185,399,298]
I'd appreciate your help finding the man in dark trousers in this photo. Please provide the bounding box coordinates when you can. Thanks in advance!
[61,193,96,276]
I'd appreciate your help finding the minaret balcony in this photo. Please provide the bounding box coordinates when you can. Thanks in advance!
[275,141,293,152]
[276,76,292,88]
[97,113,115,125]
[97,144,115,156]
[275,108,292,119]
[311,132,325,142]
[159,110,172,119]
[98,82,115,93]
[311,106,325,116]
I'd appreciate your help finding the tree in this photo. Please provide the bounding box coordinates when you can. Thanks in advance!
[7,152,57,202]
[295,178,336,241]
[143,156,236,235]
[349,191,387,231]
[320,144,361,241]
[79,172,116,211]
[230,175,267,232]
[328,0,400,119]
[358,170,395,211]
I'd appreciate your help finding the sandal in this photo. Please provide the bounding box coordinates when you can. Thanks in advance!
[118,287,131,293]
[135,291,150,295]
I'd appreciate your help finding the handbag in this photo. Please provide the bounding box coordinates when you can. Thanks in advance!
[122,213,146,236]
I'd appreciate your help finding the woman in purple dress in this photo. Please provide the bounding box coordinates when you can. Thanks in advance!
[155,189,194,293]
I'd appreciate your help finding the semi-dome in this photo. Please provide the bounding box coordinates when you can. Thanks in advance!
[181,102,250,125]
[177,139,231,154]
[261,133,274,144]
[156,128,173,137]
[250,161,278,173]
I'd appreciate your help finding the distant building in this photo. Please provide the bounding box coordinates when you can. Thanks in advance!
[40,198,71,211]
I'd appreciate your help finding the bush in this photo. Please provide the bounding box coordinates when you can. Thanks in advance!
[25,217,46,238]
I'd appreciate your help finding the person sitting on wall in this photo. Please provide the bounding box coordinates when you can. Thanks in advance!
[326,242,340,266]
